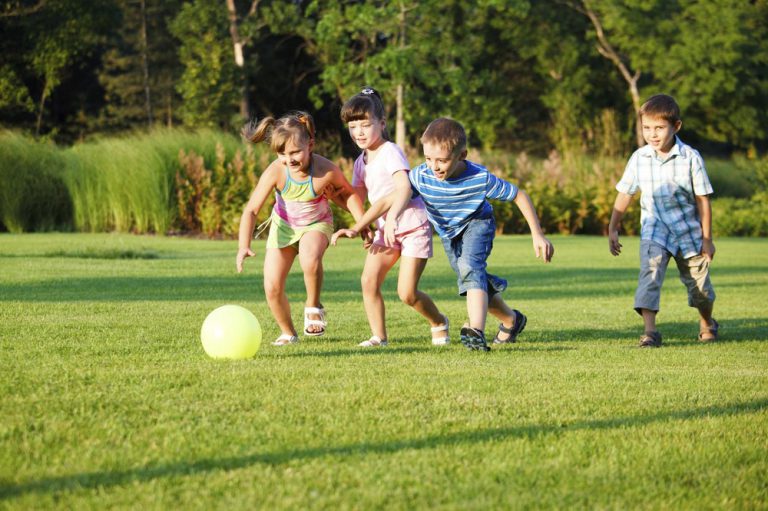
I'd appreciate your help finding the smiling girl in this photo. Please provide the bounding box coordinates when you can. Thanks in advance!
[237,111,366,346]
[338,87,448,347]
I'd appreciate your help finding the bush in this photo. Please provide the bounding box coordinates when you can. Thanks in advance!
[712,192,768,237]
[0,131,72,232]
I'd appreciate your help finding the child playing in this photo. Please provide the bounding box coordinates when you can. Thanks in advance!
[237,111,367,346]
[334,117,554,351]
[337,87,449,347]
[608,93,718,348]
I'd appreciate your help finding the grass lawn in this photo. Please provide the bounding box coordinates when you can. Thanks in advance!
[1,233,766,510]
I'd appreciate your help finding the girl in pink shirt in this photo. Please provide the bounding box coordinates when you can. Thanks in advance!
[337,87,448,347]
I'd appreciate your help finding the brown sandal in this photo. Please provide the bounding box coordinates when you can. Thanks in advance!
[698,319,719,343]
[639,331,662,348]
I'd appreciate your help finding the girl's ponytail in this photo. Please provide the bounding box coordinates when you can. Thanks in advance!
[241,117,275,144]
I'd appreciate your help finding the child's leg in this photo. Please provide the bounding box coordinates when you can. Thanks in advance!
[397,256,447,338]
[298,231,330,334]
[361,246,400,340]
[488,293,522,342]
[466,288,489,331]
[674,252,717,337]
[635,241,670,333]
[263,246,298,336]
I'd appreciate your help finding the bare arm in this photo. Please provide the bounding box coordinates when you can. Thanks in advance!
[513,189,554,262]
[236,163,279,273]
[383,170,414,244]
[695,194,715,261]
[608,192,632,256]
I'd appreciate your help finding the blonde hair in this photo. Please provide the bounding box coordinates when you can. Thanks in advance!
[241,111,315,153]
[639,94,681,124]
[420,117,467,155]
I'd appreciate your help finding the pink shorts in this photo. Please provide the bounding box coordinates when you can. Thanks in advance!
[372,223,433,259]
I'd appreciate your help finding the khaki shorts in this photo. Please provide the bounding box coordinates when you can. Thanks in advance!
[634,240,715,313]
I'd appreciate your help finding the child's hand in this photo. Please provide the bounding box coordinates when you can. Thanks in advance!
[331,228,358,246]
[701,239,716,262]
[236,247,255,273]
[359,227,374,249]
[384,220,397,245]
[533,233,554,263]
[608,230,622,256]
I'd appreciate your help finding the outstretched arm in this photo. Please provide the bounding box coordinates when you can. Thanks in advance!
[608,192,632,256]
[382,170,414,244]
[513,189,554,262]
[695,194,715,261]
[237,165,278,273]
[331,192,399,245]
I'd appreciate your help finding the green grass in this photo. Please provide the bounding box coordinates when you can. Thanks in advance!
[1,233,766,510]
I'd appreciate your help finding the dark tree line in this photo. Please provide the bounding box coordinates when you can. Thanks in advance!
[1,0,767,156]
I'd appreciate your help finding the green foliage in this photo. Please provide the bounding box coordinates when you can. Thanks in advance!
[1,234,767,509]
[712,192,768,237]
[175,142,266,238]
[0,131,72,232]
[169,0,239,128]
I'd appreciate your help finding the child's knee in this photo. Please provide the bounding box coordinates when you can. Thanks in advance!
[397,287,418,306]
[263,280,284,300]
[360,272,379,294]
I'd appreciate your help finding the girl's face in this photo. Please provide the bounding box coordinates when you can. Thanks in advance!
[277,137,313,173]
[347,114,385,151]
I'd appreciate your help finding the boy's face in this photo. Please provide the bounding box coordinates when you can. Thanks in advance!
[641,115,681,154]
[423,142,467,181]
[347,115,386,151]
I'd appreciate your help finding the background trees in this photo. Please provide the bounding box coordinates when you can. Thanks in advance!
[1,0,766,156]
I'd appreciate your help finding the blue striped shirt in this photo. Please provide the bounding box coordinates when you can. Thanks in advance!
[616,137,713,258]
[409,160,518,239]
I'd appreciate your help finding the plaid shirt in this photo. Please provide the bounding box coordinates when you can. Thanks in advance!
[616,137,713,258]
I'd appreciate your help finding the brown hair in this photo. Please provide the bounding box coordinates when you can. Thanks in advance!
[340,86,390,140]
[639,94,681,124]
[420,117,467,155]
[241,111,315,153]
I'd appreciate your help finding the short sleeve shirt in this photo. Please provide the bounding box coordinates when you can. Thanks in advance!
[616,137,713,258]
[352,141,428,233]
[409,160,518,239]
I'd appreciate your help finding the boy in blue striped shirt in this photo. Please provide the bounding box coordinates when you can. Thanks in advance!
[608,94,718,348]
[333,117,553,351]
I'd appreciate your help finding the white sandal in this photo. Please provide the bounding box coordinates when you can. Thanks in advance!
[431,315,450,345]
[359,336,388,347]
[271,334,299,346]
[303,306,327,336]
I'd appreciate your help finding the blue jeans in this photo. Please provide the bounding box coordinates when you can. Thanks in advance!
[441,216,508,297]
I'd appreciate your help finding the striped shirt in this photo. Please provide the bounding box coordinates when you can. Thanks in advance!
[409,160,518,239]
[616,137,713,258]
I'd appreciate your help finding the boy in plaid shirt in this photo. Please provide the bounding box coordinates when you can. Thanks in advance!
[609,94,718,348]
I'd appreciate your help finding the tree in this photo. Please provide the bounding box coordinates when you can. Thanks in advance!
[98,0,183,132]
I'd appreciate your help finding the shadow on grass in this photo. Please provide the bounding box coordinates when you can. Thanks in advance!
[0,265,764,303]
[2,397,767,500]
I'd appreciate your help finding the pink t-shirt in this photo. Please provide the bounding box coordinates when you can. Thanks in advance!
[352,141,429,233]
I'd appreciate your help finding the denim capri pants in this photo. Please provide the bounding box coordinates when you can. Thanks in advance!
[440,216,508,297]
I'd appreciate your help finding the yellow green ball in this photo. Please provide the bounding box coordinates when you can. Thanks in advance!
[201,305,262,359]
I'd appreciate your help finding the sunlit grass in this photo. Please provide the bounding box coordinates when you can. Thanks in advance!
[1,234,766,509]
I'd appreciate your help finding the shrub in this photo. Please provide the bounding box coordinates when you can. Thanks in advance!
[0,131,72,232]
[712,192,768,237]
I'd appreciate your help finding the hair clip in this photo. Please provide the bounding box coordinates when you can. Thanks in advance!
[361,88,375,95]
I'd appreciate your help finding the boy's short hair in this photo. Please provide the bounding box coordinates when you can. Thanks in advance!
[639,94,681,124]
[420,117,467,155]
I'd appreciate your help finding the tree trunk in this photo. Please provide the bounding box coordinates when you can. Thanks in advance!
[580,1,644,147]
[35,83,48,136]
[395,2,407,150]
[139,0,153,128]
[226,0,250,120]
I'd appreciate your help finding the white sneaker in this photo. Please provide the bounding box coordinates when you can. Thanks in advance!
[359,336,388,347]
